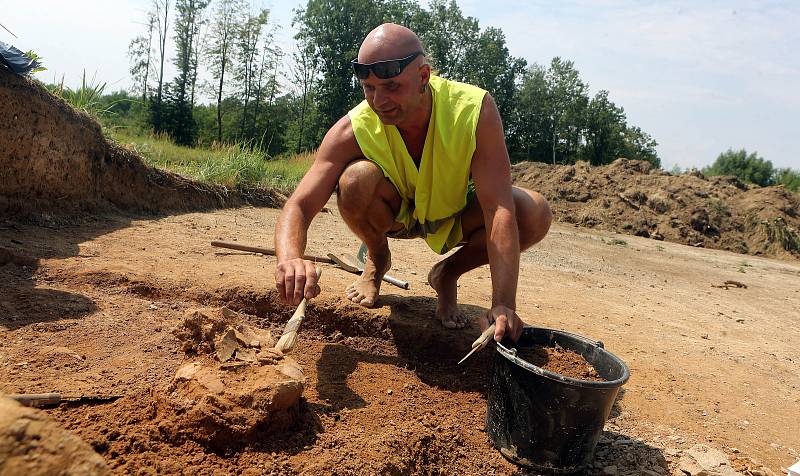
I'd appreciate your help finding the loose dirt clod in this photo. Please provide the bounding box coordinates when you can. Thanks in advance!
[0,397,109,476]
[516,344,606,382]
[159,307,306,448]
[158,359,305,447]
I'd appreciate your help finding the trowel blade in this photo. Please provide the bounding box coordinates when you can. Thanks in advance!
[327,253,361,274]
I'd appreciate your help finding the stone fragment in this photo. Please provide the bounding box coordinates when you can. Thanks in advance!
[678,444,742,476]
[234,324,274,348]
[215,328,239,362]
[235,347,258,363]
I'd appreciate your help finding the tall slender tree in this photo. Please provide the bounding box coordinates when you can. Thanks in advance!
[163,0,209,145]
[234,7,270,141]
[127,12,155,103]
[151,0,171,133]
[288,37,319,153]
[206,0,240,143]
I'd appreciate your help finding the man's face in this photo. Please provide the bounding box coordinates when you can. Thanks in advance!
[359,59,426,126]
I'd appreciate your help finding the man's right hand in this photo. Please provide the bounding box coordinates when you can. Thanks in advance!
[275,258,320,305]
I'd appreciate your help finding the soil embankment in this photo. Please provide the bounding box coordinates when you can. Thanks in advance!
[0,67,282,218]
[513,159,800,260]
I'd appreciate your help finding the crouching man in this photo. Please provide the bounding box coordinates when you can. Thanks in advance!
[274,23,552,343]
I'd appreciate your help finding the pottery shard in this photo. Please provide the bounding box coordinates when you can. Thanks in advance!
[161,358,305,446]
[234,324,274,348]
[0,397,109,476]
[678,444,742,476]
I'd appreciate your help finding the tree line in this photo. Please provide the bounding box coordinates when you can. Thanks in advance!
[703,149,800,191]
[124,0,662,166]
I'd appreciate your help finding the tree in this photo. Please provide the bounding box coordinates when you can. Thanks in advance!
[233,7,270,141]
[162,0,209,145]
[703,149,775,187]
[582,90,626,165]
[288,37,320,153]
[206,0,240,143]
[465,27,526,146]
[774,168,800,192]
[294,0,385,128]
[127,12,155,103]
[545,57,588,165]
[512,64,551,162]
[622,126,660,168]
[151,0,171,133]
[420,0,480,82]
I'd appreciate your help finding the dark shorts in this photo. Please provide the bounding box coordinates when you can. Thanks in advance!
[386,182,477,241]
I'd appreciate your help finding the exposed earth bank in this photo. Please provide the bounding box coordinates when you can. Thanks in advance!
[0,67,283,220]
[512,159,800,260]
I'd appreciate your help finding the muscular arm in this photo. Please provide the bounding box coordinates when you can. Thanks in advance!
[471,94,521,340]
[274,116,362,305]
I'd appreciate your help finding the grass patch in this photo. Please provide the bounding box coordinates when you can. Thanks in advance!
[737,260,752,273]
[602,237,628,246]
[111,130,313,193]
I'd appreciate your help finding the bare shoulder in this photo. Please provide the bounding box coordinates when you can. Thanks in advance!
[476,93,503,134]
[474,93,508,159]
[317,115,363,165]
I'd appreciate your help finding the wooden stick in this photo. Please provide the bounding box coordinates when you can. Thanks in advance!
[211,241,334,264]
[274,267,322,354]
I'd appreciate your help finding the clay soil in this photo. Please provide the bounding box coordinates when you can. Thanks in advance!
[512,159,800,260]
[1,204,798,475]
[515,346,605,382]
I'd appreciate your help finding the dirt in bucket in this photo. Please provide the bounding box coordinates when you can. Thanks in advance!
[515,344,606,382]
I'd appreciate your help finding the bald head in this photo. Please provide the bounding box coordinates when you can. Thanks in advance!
[358,23,424,63]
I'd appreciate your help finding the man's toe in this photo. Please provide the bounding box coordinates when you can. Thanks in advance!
[441,318,458,329]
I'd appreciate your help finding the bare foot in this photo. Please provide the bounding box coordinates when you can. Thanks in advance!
[345,249,391,308]
[428,260,469,329]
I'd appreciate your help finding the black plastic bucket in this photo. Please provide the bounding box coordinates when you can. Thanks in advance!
[486,326,630,474]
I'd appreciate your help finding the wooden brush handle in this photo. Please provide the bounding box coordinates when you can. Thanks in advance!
[274,268,321,354]
[472,323,497,349]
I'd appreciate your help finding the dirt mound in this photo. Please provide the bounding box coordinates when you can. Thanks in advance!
[513,159,800,259]
[0,397,109,475]
[517,345,604,381]
[0,67,283,217]
[157,307,306,448]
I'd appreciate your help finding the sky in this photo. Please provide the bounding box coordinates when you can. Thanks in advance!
[3,0,798,170]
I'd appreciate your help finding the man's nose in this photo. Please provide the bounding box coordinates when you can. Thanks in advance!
[372,88,389,108]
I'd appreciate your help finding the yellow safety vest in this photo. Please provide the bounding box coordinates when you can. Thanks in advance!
[347,75,487,254]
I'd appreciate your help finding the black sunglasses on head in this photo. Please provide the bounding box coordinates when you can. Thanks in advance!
[351,51,424,80]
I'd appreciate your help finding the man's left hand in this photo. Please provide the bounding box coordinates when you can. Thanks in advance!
[479,305,523,343]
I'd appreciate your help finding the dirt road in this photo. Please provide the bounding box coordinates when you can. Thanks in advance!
[1,206,798,474]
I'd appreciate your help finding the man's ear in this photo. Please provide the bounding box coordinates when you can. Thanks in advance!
[418,63,431,93]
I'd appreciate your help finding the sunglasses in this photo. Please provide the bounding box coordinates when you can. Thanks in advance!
[351,51,424,80]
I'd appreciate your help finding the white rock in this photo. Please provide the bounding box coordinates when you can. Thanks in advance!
[678,444,742,476]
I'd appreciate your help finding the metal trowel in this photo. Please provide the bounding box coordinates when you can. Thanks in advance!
[327,251,410,289]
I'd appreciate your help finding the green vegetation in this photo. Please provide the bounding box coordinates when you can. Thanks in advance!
[602,237,628,246]
[112,130,313,192]
[756,217,800,253]
[48,71,128,120]
[703,148,800,191]
[737,261,752,273]
[118,0,661,167]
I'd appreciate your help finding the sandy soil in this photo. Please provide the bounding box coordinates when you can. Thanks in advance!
[1,205,798,475]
